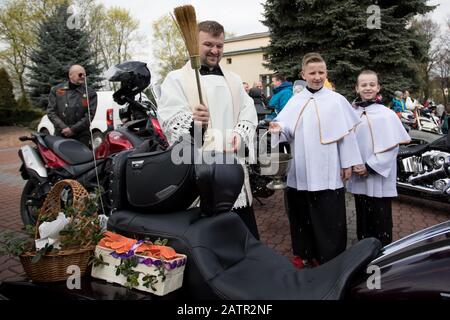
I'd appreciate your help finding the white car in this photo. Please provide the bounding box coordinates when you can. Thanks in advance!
[37,91,125,148]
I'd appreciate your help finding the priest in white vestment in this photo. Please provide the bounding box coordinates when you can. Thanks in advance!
[348,70,410,246]
[270,53,363,267]
[157,21,259,239]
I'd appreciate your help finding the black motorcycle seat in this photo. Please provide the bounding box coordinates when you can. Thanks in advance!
[398,143,429,158]
[108,210,381,300]
[108,208,201,240]
[43,135,94,165]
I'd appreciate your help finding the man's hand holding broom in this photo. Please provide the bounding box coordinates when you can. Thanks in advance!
[173,5,210,144]
[193,104,210,128]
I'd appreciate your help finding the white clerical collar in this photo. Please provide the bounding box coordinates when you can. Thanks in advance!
[357,103,383,112]
[300,87,331,99]
[356,103,411,153]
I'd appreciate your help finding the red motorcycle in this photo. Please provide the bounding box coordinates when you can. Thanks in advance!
[18,61,167,225]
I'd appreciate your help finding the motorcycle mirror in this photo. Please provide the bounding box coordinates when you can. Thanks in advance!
[151,84,161,100]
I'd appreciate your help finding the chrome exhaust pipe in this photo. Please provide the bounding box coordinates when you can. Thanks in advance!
[397,182,444,195]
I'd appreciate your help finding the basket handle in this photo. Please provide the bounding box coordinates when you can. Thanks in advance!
[35,179,89,239]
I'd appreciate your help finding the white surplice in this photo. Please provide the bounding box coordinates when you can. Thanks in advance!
[347,103,411,198]
[157,63,257,208]
[272,88,363,191]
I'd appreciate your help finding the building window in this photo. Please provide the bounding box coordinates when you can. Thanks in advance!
[261,74,273,97]
[226,58,232,64]
[263,54,269,61]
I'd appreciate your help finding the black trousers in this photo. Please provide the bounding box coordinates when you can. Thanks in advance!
[354,194,393,246]
[232,206,260,240]
[284,187,347,264]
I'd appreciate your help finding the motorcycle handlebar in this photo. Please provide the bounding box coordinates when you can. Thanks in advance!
[18,136,32,142]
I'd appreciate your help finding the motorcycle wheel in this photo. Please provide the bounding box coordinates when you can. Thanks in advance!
[20,180,43,226]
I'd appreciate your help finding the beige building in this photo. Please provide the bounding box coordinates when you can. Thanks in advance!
[220,32,274,97]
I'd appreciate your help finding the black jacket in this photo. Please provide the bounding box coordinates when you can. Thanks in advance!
[47,82,97,137]
[248,87,269,115]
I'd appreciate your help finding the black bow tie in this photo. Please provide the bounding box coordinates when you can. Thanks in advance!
[199,65,224,76]
[354,99,376,109]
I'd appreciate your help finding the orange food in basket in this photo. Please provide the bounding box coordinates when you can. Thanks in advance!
[98,232,181,259]
[98,231,137,253]
[135,243,179,260]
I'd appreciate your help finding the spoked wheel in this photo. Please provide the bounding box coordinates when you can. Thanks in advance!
[20,180,44,226]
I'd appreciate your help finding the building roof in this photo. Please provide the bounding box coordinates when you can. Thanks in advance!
[224,31,270,43]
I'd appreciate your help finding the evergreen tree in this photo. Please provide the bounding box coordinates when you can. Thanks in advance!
[28,4,102,109]
[0,68,18,110]
[263,0,433,100]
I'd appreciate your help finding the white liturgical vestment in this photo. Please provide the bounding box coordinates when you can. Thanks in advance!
[157,62,257,208]
[347,103,411,197]
[272,88,363,191]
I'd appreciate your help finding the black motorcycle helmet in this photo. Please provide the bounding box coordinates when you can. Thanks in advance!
[105,61,151,105]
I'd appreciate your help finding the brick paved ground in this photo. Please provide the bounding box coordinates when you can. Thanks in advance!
[0,126,33,282]
[254,190,450,261]
[0,125,449,282]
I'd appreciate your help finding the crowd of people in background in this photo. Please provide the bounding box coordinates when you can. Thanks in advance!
[244,76,448,135]
[390,90,448,133]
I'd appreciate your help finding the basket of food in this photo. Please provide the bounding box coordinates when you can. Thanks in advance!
[17,179,103,282]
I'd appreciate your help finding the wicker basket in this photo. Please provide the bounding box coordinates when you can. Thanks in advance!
[20,179,96,282]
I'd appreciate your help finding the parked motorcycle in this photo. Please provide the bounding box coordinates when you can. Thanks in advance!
[18,61,166,225]
[397,132,450,203]
[18,132,108,225]
[2,150,450,300]
[416,109,443,134]
[400,110,416,129]
[400,109,443,135]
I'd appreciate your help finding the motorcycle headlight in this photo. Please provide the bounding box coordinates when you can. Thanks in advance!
[436,156,445,167]
[432,153,449,168]
[434,179,449,191]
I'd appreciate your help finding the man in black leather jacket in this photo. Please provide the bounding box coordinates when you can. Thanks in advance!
[47,65,97,147]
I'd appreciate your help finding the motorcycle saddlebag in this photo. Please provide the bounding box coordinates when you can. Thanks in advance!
[125,142,198,213]
[108,149,134,214]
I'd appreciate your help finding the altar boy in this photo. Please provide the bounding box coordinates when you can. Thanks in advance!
[348,70,410,246]
[269,52,363,266]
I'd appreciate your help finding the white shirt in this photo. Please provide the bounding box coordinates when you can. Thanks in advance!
[273,88,362,191]
[405,97,415,111]
[347,103,411,197]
